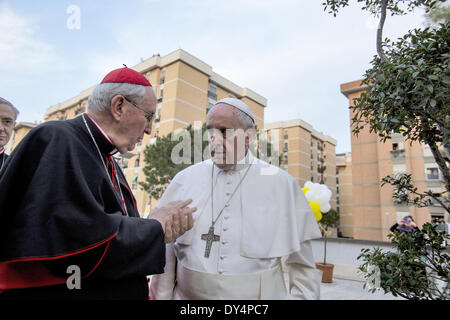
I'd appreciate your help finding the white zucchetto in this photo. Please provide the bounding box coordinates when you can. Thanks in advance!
[212,98,255,123]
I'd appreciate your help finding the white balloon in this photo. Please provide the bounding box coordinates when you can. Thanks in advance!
[319,192,330,204]
[305,190,315,202]
[304,181,314,189]
[320,203,331,213]
[311,183,321,194]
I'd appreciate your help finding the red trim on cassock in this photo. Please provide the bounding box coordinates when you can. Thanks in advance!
[0,232,118,290]
[120,181,138,217]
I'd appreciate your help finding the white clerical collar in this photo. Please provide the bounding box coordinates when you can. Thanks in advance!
[84,113,119,156]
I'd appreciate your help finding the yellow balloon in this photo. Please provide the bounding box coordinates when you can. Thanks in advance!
[309,201,322,221]
[302,187,310,194]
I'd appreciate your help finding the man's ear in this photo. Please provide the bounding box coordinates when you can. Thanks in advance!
[110,95,125,121]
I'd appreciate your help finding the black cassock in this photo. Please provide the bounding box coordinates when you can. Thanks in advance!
[0,114,165,299]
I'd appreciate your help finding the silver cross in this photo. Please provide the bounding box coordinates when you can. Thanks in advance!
[201,226,220,258]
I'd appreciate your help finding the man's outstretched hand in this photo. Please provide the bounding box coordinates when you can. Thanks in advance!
[149,199,196,243]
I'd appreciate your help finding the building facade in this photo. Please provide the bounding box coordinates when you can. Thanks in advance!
[264,119,337,210]
[336,152,353,238]
[340,80,447,241]
[43,49,267,213]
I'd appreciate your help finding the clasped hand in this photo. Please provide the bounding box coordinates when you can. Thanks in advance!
[149,199,196,243]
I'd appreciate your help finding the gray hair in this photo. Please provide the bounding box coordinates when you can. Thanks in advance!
[0,97,19,120]
[87,82,146,114]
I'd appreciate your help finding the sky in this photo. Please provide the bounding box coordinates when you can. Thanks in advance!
[0,0,429,153]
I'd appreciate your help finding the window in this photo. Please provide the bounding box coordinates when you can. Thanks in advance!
[158,89,163,102]
[132,174,138,190]
[160,69,165,84]
[156,107,161,122]
[426,167,439,180]
[135,157,140,168]
[118,157,128,169]
[208,83,217,100]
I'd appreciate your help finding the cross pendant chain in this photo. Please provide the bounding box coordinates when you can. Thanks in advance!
[201,226,220,258]
[201,161,253,259]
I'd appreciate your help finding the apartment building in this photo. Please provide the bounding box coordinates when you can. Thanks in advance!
[336,152,353,238]
[264,119,337,210]
[340,80,447,241]
[43,49,267,213]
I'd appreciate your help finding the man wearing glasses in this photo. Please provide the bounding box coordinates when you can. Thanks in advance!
[0,97,19,174]
[0,67,195,299]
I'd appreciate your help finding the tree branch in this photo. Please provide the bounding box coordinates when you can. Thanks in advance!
[428,141,450,194]
[377,0,389,62]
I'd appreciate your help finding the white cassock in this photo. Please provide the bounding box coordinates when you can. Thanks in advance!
[149,152,322,300]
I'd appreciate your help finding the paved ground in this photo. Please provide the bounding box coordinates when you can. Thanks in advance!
[320,277,405,300]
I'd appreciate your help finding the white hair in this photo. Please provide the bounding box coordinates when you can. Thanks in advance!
[0,97,19,120]
[87,82,146,114]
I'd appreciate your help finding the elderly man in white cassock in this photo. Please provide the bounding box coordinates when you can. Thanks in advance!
[149,98,322,300]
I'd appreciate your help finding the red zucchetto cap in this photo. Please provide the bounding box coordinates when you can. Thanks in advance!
[100,65,152,87]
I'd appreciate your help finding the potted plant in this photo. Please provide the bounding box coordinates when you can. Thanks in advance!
[315,208,340,283]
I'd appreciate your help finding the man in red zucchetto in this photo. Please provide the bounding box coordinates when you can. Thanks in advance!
[0,67,196,299]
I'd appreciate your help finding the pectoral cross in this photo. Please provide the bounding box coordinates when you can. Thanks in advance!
[201,226,220,258]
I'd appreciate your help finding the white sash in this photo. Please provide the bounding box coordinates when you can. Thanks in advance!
[173,263,288,300]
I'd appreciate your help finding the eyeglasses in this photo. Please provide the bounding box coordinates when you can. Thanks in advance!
[124,97,155,123]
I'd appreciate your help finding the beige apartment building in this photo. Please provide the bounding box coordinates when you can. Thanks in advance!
[336,152,353,238]
[43,49,267,213]
[341,80,447,241]
[264,119,337,210]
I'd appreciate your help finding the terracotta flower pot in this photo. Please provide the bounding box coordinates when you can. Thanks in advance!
[316,263,334,283]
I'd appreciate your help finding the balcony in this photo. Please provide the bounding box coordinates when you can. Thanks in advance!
[391,149,405,159]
